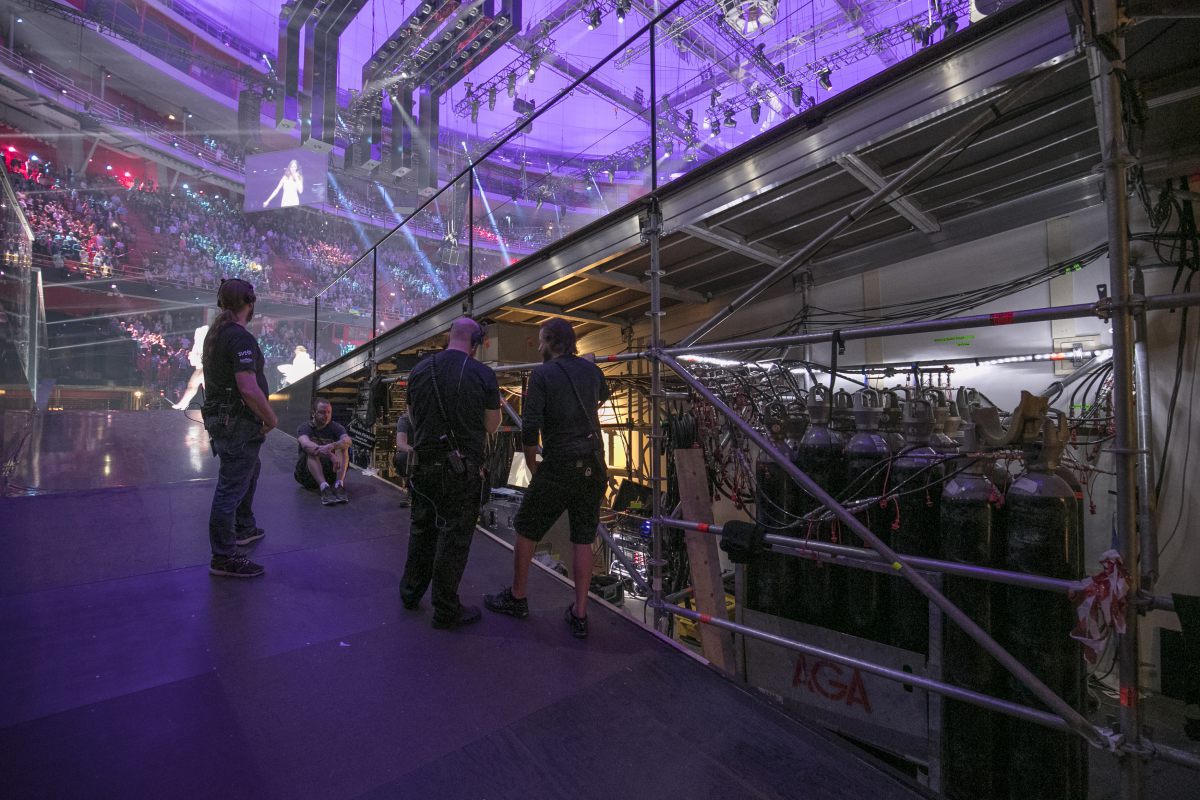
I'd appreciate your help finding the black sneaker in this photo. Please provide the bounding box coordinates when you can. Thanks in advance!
[484,587,529,618]
[209,555,265,578]
[334,484,349,504]
[321,486,337,506]
[235,527,265,546]
[432,604,482,630]
[565,605,588,639]
[400,586,421,610]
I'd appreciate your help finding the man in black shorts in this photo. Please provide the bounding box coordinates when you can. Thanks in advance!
[399,318,501,629]
[295,398,352,505]
[484,318,609,639]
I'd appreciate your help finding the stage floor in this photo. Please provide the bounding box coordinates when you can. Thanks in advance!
[0,410,926,799]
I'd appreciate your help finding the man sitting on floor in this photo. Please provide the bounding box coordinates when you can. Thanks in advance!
[295,398,352,505]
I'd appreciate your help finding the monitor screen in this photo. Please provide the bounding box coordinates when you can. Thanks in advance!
[244,148,328,211]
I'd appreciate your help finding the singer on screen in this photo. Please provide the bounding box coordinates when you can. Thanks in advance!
[263,159,303,208]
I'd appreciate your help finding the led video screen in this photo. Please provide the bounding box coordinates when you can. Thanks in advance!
[244,148,329,211]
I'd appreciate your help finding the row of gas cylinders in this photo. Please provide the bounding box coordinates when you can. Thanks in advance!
[746,386,1087,800]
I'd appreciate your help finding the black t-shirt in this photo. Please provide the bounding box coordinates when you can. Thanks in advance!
[296,420,348,459]
[202,323,268,414]
[407,349,500,463]
[522,355,610,460]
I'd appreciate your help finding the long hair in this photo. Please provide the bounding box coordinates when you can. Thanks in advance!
[541,318,577,356]
[203,278,256,368]
[287,159,302,180]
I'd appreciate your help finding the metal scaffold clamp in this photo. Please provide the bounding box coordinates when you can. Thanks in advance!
[638,200,663,245]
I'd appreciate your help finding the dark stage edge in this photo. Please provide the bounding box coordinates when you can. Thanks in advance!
[1,411,927,800]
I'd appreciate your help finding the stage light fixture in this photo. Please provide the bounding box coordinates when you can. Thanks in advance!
[723,108,736,127]
[709,118,720,137]
[791,87,804,108]
[470,98,480,123]
[750,101,761,125]
[709,88,721,108]
[586,8,602,29]
[817,68,833,91]
[943,12,959,35]
[168,113,176,120]
[488,86,497,111]
[616,0,630,22]
[507,72,517,97]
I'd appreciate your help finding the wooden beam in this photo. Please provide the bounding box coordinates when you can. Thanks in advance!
[673,448,737,675]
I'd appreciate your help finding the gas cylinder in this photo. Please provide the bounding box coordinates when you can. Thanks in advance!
[1055,462,1086,558]
[979,397,1087,800]
[925,388,960,455]
[832,388,856,439]
[794,385,848,630]
[944,399,964,451]
[881,388,908,453]
[844,389,893,641]
[747,402,802,618]
[940,417,1003,800]
[888,398,945,653]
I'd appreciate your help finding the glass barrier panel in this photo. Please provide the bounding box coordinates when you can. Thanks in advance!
[468,20,653,281]
[374,198,463,337]
[39,268,208,408]
[1,168,33,395]
[256,306,317,395]
[313,252,373,370]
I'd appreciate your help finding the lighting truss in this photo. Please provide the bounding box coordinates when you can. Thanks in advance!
[661,0,969,127]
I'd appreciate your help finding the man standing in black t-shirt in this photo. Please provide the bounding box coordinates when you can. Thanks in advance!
[201,278,277,578]
[399,318,501,629]
[296,397,352,505]
[485,318,609,639]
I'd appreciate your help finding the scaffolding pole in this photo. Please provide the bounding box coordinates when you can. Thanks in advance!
[678,62,1068,347]
[657,351,1108,750]
[654,517,1177,613]
[645,199,666,626]
[1089,4,1145,795]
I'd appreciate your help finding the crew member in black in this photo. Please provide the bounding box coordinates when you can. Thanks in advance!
[394,412,413,508]
[201,278,277,578]
[399,318,501,629]
[295,397,352,505]
[485,318,609,639]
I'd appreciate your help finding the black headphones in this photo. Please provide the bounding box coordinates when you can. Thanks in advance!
[470,320,485,349]
[217,278,256,309]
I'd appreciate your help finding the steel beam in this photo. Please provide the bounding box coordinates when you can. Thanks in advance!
[502,301,627,328]
[678,63,1065,346]
[836,152,941,234]
[584,268,709,304]
[682,224,785,267]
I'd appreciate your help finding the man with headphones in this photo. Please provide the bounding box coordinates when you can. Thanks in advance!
[201,278,277,579]
[398,317,501,629]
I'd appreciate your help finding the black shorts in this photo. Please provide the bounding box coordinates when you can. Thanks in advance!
[294,455,336,489]
[514,456,607,545]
